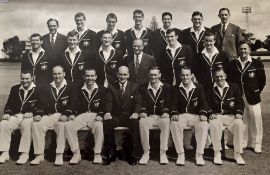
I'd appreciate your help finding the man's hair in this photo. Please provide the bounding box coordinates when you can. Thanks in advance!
[47,18,59,26]
[30,33,42,40]
[106,13,117,22]
[239,40,251,48]
[133,38,143,45]
[74,12,86,20]
[67,30,79,39]
[84,68,96,75]
[214,67,227,76]
[101,30,112,38]
[21,70,33,77]
[162,12,172,20]
[149,66,161,72]
[219,8,230,15]
[133,9,144,17]
[192,11,203,18]
[180,66,193,74]
[166,28,178,36]
[52,65,65,73]
[203,31,216,40]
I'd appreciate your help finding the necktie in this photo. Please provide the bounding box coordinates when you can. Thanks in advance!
[51,34,55,48]
[120,84,125,97]
[135,55,139,72]
[222,24,226,38]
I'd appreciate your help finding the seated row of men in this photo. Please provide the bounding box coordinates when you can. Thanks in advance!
[0,65,247,166]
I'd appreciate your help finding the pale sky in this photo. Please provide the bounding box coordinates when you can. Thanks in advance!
[0,0,269,47]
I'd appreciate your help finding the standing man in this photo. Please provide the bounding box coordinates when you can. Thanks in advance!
[159,28,193,86]
[103,66,142,166]
[0,71,40,164]
[31,65,77,166]
[42,18,67,67]
[62,30,90,87]
[182,11,212,77]
[138,67,170,165]
[65,69,105,164]
[152,12,182,59]
[170,67,209,166]
[96,13,126,54]
[92,31,124,87]
[74,12,96,56]
[21,33,51,87]
[228,41,266,153]
[208,68,245,165]
[211,8,243,61]
[126,39,156,85]
[125,9,153,56]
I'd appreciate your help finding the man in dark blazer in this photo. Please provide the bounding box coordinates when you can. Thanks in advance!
[228,41,266,154]
[73,12,96,56]
[42,18,67,67]
[208,68,245,165]
[103,66,142,166]
[125,39,156,85]
[125,9,154,56]
[0,71,41,164]
[96,13,126,54]
[170,66,209,166]
[211,8,243,61]
[21,33,51,87]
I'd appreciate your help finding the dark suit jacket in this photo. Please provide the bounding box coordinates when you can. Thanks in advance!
[227,58,266,105]
[42,33,67,67]
[76,29,96,56]
[104,81,142,118]
[211,23,242,60]
[126,53,156,85]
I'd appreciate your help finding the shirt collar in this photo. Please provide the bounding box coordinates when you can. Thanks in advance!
[81,82,98,91]
[237,55,252,63]
[190,27,205,33]
[221,22,229,29]
[132,26,147,32]
[179,81,196,91]
[166,41,182,50]
[50,32,58,38]
[19,82,36,91]
[65,47,81,54]
[99,45,115,53]
[105,28,118,35]
[119,81,128,88]
[76,27,87,34]
[201,46,219,55]
[50,79,67,89]
[134,51,143,58]
[213,81,229,88]
[147,81,163,90]
[30,48,44,55]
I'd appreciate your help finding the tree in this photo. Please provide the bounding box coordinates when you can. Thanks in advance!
[149,16,159,31]
[2,36,25,61]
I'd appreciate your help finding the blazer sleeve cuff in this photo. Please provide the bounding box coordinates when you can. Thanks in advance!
[63,109,73,116]
[171,111,178,116]
[34,110,44,116]
[161,108,169,114]
[4,110,13,115]
[199,110,208,116]
[236,109,244,115]
[140,108,148,114]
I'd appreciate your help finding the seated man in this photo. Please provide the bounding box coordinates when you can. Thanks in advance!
[170,66,209,166]
[208,68,245,165]
[103,66,142,166]
[0,71,41,164]
[65,68,105,164]
[139,67,171,165]
[31,65,77,165]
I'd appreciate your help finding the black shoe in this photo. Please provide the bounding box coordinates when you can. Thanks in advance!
[116,150,125,161]
[127,156,137,166]
[103,154,116,166]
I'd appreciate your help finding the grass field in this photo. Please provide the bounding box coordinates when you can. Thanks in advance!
[0,62,269,175]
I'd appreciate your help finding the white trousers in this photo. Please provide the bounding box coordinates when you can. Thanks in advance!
[0,114,33,153]
[209,115,244,153]
[170,113,209,154]
[65,112,104,154]
[32,113,67,154]
[139,115,170,152]
[243,97,263,149]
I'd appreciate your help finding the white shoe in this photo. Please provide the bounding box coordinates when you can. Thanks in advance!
[176,153,185,166]
[16,153,29,165]
[69,152,81,165]
[196,153,205,166]
[54,153,63,166]
[93,154,102,164]
[160,150,168,165]
[0,152,10,163]
[30,154,44,165]
[139,152,149,165]
[234,153,245,165]
[213,151,223,165]
[254,146,262,154]
[184,144,194,150]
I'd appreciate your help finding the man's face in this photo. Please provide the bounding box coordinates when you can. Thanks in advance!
[52,66,65,84]
[162,15,172,28]
[133,13,144,26]
[75,16,85,29]
[166,31,178,45]
[21,73,33,89]
[203,35,215,50]
[106,17,117,31]
[101,33,113,47]
[84,70,97,86]
[31,36,42,50]
[219,10,230,24]
[67,36,79,50]
[48,20,58,34]
[133,40,144,55]
[117,67,129,84]
[191,15,203,28]
[214,70,227,87]
[180,69,193,86]
[149,69,161,84]
[239,43,251,59]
